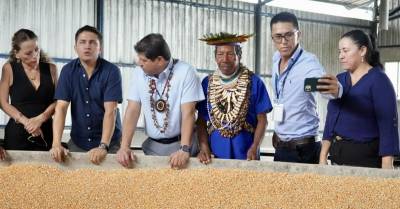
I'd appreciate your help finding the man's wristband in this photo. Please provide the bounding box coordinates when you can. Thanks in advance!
[98,142,109,152]
[180,145,191,153]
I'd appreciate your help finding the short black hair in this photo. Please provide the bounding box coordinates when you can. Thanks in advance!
[75,25,103,45]
[270,12,299,30]
[134,33,171,61]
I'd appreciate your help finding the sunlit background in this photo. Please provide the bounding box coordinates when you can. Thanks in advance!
[241,0,373,20]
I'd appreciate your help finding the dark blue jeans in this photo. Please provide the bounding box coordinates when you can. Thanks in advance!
[274,141,321,164]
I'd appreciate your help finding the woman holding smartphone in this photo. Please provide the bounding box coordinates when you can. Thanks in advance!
[319,30,399,169]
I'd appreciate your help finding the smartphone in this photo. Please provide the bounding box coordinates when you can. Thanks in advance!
[304,77,328,92]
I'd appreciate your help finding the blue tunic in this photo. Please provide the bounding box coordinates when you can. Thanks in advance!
[197,74,273,159]
[323,66,399,156]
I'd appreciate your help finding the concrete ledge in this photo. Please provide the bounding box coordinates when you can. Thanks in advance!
[1,150,400,178]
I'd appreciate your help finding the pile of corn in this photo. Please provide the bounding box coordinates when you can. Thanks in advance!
[0,164,399,209]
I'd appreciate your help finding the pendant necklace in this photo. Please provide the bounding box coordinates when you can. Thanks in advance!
[148,59,178,133]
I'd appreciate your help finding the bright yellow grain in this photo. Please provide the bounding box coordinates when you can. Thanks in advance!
[0,164,399,209]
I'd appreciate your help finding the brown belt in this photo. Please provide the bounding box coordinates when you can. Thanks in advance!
[272,132,316,149]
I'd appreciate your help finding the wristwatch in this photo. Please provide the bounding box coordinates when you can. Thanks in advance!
[180,145,191,153]
[98,142,109,152]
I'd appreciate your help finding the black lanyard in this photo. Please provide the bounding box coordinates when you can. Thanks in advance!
[275,49,303,99]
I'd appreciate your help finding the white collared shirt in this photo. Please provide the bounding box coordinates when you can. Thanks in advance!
[127,59,205,139]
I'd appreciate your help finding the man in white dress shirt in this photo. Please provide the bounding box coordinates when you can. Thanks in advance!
[116,33,204,169]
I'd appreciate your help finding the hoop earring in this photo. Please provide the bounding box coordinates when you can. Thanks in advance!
[16,58,20,63]
[361,56,364,63]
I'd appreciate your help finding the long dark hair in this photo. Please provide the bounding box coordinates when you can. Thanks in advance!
[341,30,382,68]
[8,29,50,63]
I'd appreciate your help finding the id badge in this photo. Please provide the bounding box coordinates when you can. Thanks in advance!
[273,103,284,122]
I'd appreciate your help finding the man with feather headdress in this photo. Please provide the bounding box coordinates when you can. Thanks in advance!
[197,32,273,162]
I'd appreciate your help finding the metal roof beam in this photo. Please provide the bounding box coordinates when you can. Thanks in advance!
[389,5,400,16]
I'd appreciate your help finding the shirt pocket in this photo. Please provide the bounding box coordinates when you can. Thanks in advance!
[89,78,106,102]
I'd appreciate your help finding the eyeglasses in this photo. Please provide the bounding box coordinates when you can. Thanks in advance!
[271,30,298,43]
[27,134,48,148]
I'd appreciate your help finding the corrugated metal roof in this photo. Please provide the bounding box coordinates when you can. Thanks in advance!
[312,0,374,9]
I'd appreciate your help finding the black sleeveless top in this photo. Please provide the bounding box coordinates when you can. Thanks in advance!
[4,61,55,150]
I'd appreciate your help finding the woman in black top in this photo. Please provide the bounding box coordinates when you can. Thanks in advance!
[0,29,57,151]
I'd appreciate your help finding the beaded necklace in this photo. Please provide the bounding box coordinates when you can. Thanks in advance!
[148,59,178,133]
[207,64,252,138]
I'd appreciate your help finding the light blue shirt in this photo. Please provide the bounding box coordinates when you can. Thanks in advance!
[271,46,324,140]
[127,59,205,139]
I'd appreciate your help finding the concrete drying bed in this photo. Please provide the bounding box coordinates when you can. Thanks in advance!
[1,150,399,178]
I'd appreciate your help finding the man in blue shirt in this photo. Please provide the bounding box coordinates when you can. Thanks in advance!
[270,12,340,164]
[50,25,122,165]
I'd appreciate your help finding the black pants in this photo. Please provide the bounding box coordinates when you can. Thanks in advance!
[274,142,321,164]
[329,139,380,168]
